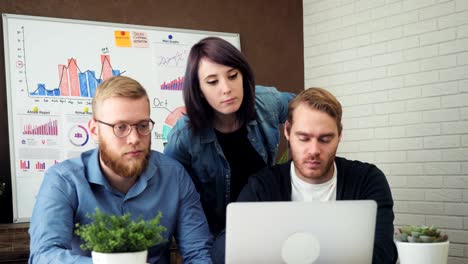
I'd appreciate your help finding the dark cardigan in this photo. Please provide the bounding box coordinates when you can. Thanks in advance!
[236,157,398,264]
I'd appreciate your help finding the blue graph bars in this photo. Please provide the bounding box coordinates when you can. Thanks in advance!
[29,54,122,98]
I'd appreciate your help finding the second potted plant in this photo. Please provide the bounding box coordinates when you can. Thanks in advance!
[75,208,167,264]
[394,225,449,264]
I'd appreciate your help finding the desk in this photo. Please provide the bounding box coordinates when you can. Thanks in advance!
[0,223,29,263]
[0,223,183,264]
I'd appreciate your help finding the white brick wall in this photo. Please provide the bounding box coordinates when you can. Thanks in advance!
[304,0,468,261]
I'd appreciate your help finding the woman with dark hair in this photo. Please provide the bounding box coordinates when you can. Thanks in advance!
[164,37,294,260]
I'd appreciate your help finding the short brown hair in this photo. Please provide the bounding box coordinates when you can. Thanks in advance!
[92,76,149,118]
[287,87,343,135]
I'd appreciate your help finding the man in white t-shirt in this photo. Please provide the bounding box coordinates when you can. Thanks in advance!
[234,87,397,264]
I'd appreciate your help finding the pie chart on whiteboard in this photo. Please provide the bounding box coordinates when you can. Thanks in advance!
[162,106,186,143]
[68,125,90,147]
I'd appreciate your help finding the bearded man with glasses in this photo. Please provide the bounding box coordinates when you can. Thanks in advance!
[29,76,213,264]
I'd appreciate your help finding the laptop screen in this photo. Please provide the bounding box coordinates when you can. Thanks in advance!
[225,200,377,264]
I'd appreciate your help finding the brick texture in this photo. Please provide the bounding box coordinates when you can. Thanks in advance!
[304,0,468,261]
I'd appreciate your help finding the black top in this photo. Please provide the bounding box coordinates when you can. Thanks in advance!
[215,125,266,202]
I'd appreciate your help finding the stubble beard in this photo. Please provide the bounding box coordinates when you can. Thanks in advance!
[290,147,336,182]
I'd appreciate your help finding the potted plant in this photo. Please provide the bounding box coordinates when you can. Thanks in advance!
[75,208,167,264]
[394,225,449,264]
[277,148,290,164]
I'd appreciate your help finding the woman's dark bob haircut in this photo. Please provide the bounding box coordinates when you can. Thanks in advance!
[183,37,256,135]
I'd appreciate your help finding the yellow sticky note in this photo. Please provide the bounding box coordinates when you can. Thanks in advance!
[114,31,131,47]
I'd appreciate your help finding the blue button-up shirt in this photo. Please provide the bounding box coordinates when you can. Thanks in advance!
[164,85,295,235]
[29,149,212,264]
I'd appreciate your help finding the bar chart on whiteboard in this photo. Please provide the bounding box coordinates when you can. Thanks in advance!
[3,14,240,221]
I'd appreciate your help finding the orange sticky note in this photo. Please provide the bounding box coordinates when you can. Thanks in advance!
[114,31,131,47]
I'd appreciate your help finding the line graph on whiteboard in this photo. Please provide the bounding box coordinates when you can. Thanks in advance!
[156,49,188,67]
[29,55,125,99]
[15,26,126,100]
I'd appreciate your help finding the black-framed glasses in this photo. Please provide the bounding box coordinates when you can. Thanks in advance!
[96,119,155,138]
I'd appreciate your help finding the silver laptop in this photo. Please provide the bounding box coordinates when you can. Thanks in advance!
[225,200,377,264]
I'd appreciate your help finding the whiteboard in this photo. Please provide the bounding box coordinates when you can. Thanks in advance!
[2,13,240,222]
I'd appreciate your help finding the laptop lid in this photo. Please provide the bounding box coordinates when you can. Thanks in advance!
[225,200,377,264]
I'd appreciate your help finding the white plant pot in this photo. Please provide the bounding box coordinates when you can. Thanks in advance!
[91,250,148,264]
[395,240,449,264]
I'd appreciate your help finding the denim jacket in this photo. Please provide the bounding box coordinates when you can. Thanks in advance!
[164,85,295,234]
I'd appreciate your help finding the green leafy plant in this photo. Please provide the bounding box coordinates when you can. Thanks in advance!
[75,208,167,253]
[277,149,290,164]
[394,225,448,243]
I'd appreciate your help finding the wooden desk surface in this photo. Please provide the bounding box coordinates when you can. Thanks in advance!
[0,223,183,264]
